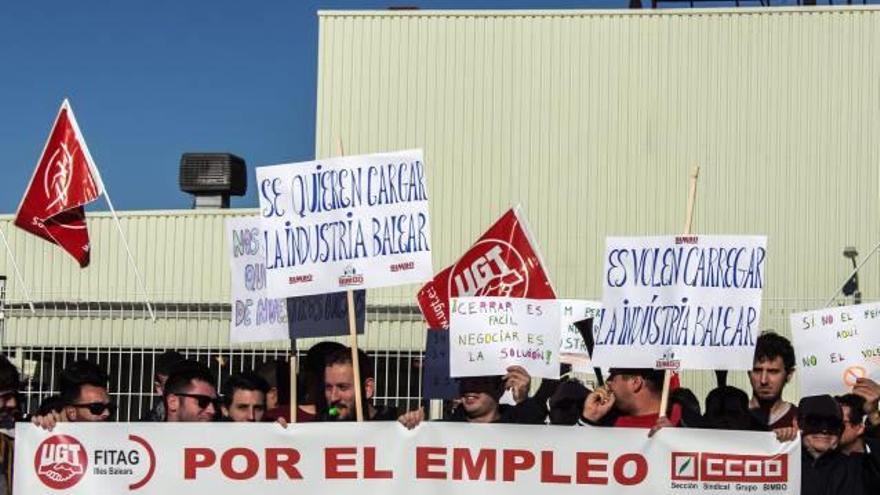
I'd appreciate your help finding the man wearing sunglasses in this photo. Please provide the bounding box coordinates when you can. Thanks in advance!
[60,360,114,422]
[32,360,114,429]
[163,361,219,422]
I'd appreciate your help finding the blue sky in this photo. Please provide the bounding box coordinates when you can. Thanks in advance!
[1,0,807,213]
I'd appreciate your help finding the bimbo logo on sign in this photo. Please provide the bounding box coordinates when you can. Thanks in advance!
[671,452,787,483]
[655,348,681,370]
[35,435,88,490]
[447,240,528,299]
[339,266,364,287]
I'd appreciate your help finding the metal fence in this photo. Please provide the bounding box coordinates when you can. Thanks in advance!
[0,276,426,420]
[0,275,867,418]
[4,345,423,421]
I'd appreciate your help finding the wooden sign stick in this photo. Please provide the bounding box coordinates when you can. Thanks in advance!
[659,165,700,418]
[289,354,298,423]
[334,137,366,422]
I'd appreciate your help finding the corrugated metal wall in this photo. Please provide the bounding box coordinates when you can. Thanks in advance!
[315,6,880,400]
[0,210,426,418]
[0,211,423,351]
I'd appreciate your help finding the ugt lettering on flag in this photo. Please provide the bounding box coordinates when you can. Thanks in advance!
[15,99,103,267]
[417,206,556,329]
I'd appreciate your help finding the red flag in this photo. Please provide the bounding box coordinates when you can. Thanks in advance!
[15,100,103,267]
[417,207,556,329]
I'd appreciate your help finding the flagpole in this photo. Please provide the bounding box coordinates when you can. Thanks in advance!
[62,99,156,322]
[99,191,156,321]
[0,228,36,314]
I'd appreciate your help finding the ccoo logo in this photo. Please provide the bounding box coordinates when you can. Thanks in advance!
[35,435,88,490]
[446,240,528,299]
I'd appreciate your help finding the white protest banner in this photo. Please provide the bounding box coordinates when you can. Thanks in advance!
[790,302,880,397]
[593,236,767,370]
[558,299,602,361]
[450,296,561,379]
[256,149,432,298]
[13,422,799,495]
[227,217,288,343]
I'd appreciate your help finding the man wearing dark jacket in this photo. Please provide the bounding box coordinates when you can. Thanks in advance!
[0,356,20,495]
[798,395,879,495]
[398,366,545,428]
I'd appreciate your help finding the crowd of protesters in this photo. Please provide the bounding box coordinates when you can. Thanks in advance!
[0,331,876,494]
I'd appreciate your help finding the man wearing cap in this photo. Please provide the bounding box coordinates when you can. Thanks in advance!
[398,365,545,428]
[796,395,880,495]
[578,368,681,431]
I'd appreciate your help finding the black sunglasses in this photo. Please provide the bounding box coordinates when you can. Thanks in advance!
[71,402,116,416]
[175,393,219,410]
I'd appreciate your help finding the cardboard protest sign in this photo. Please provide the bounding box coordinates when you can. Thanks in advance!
[558,299,602,363]
[790,302,880,396]
[449,297,561,379]
[256,149,432,298]
[227,217,289,343]
[422,329,459,399]
[417,206,555,329]
[13,422,801,495]
[592,235,767,370]
[286,290,366,339]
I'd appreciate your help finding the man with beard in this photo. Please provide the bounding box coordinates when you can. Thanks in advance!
[749,332,798,429]
[319,347,397,421]
[163,361,219,423]
[32,360,114,429]
[0,356,20,495]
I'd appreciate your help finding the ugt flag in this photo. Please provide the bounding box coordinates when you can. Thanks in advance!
[15,100,103,267]
[417,206,555,329]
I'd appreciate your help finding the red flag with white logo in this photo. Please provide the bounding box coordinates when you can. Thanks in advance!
[14,100,104,267]
[417,206,556,329]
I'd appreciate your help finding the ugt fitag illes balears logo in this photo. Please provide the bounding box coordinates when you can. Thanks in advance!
[34,433,157,491]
